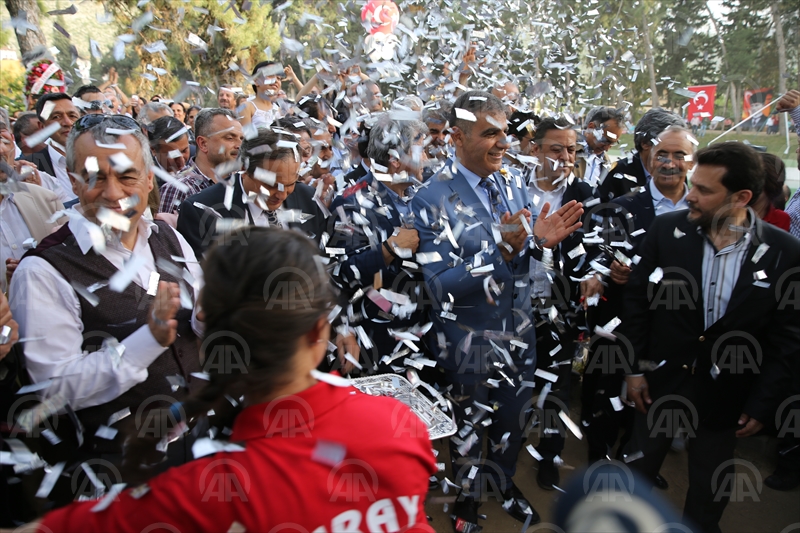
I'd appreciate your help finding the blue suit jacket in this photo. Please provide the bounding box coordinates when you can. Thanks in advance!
[411,160,539,375]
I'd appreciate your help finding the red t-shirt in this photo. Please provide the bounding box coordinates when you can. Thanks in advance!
[763,205,791,232]
[40,380,437,533]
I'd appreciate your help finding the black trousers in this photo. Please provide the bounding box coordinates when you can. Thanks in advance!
[621,377,738,532]
[532,320,573,462]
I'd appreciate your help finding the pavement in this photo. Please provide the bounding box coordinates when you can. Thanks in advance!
[424,375,800,533]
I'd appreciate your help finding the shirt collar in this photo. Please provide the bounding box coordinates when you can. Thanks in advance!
[455,159,491,190]
[68,205,157,255]
[696,208,756,251]
[47,141,66,163]
[530,173,570,195]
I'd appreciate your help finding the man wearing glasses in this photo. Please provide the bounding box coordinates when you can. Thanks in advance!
[176,127,325,257]
[9,114,203,502]
[575,106,625,188]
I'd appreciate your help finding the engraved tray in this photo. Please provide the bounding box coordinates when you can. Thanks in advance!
[351,374,457,440]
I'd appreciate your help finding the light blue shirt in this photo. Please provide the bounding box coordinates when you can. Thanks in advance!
[649,177,689,216]
[456,159,508,215]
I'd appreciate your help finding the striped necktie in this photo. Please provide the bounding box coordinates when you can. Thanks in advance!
[480,178,506,223]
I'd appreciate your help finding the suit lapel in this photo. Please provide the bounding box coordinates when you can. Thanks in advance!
[13,189,49,242]
[449,168,496,238]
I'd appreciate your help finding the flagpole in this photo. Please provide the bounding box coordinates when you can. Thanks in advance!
[707,92,786,145]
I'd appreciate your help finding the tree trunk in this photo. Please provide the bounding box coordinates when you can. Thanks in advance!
[771,2,787,130]
[641,12,660,108]
[3,0,48,61]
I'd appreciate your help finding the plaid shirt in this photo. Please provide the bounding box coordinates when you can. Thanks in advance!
[785,106,800,239]
[158,159,214,214]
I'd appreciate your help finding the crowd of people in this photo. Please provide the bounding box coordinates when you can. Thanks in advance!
[1,52,800,533]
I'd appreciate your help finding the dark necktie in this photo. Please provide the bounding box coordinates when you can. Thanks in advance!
[266,210,281,228]
[480,178,505,223]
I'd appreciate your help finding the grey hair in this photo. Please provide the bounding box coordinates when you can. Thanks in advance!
[449,90,505,133]
[422,105,449,126]
[392,95,423,112]
[138,101,173,125]
[367,115,428,169]
[584,106,625,129]
[66,120,153,174]
[194,108,237,138]
[653,125,698,153]
[633,108,686,152]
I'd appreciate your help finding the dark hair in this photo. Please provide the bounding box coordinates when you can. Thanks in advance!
[194,108,237,138]
[187,105,201,115]
[585,106,625,129]
[147,116,188,144]
[72,85,102,99]
[242,127,299,176]
[509,111,540,139]
[120,228,333,481]
[759,152,786,204]
[695,142,764,205]
[275,116,312,138]
[12,112,39,145]
[422,103,450,127]
[298,94,331,122]
[170,101,187,114]
[35,93,72,121]
[633,108,686,152]
[449,90,506,133]
[533,116,576,144]
[251,60,280,94]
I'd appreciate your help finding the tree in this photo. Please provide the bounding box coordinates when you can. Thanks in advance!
[3,0,48,60]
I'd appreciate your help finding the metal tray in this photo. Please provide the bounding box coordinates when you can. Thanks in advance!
[351,374,457,440]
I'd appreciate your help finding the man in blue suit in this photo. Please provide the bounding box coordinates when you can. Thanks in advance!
[411,91,584,532]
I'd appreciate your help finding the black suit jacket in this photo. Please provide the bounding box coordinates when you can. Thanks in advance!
[176,175,324,258]
[19,147,56,177]
[597,153,648,202]
[342,163,368,186]
[618,211,800,430]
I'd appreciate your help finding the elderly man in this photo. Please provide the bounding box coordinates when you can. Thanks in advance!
[598,108,685,202]
[20,92,80,201]
[13,112,44,156]
[177,127,324,257]
[326,116,428,372]
[9,114,203,500]
[217,85,237,110]
[575,106,625,188]
[159,108,243,214]
[148,116,191,174]
[412,91,583,530]
[619,141,800,532]
[138,101,173,126]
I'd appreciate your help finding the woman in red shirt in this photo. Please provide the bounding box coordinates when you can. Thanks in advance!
[25,228,437,533]
[756,153,791,231]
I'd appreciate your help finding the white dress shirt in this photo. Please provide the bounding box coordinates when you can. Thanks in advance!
[0,193,34,293]
[9,209,204,411]
[584,154,603,187]
[46,141,77,201]
[528,176,568,298]
[649,178,689,216]
[241,175,283,228]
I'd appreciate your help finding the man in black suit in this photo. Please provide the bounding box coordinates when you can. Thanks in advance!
[177,127,325,257]
[525,117,598,490]
[597,108,685,202]
[326,116,428,372]
[581,126,695,488]
[620,142,800,531]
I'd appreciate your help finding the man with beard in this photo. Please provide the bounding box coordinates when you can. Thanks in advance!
[619,141,800,531]
[159,109,243,214]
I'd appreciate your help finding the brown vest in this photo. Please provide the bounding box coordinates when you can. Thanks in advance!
[26,221,201,452]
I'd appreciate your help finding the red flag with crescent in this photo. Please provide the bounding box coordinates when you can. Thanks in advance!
[686,85,717,119]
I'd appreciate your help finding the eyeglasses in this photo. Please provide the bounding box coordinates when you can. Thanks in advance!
[73,114,140,134]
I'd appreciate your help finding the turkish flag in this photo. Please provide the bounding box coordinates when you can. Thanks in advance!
[686,85,717,119]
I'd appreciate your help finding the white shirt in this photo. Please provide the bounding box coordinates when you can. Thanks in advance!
[0,193,34,293]
[9,209,204,411]
[584,154,603,187]
[241,175,283,228]
[649,178,689,216]
[528,175,568,298]
[46,141,77,201]
[456,159,508,215]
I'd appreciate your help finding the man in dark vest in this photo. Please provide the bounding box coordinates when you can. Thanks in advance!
[8,114,203,502]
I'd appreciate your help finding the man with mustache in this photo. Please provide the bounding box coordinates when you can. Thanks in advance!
[619,140,800,532]
[159,109,243,214]
[580,126,696,490]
